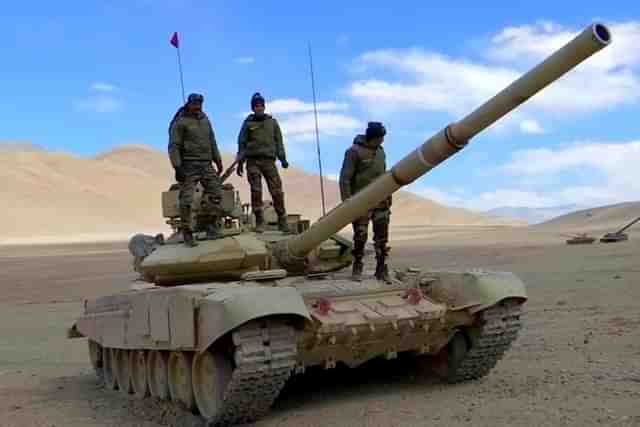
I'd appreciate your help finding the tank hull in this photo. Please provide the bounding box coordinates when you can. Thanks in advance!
[69,269,526,425]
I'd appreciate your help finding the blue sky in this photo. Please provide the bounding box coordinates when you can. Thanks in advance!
[1,1,639,212]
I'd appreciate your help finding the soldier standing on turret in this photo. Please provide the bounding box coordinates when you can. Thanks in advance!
[236,92,290,233]
[339,122,392,283]
[168,93,224,247]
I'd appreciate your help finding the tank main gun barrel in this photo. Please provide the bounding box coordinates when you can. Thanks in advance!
[614,216,640,234]
[276,23,612,267]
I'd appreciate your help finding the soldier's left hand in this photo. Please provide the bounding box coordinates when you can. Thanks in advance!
[215,160,223,175]
[281,160,289,169]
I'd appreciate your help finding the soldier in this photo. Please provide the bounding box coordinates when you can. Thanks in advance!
[168,93,224,247]
[128,233,164,278]
[236,92,290,233]
[339,122,392,283]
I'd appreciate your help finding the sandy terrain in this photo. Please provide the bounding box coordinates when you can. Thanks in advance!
[534,201,640,234]
[1,226,639,427]
[0,145,519,245]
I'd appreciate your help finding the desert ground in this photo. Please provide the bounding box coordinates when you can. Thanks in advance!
[1,224,639,427]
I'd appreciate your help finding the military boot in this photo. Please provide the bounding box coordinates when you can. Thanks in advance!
[375,260,391,283]
[351,258,364,282]
[277,215,290,233]
[205,222,219,240]
[183,229,198,247]
[254,210,265,233]
[180,206,198,247]
[374,246,392,283]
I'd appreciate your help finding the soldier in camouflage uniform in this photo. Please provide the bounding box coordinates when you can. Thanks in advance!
[128,233,164,279]
[168,93,224,247]
[339,122,392,283]
[236,92,289,233]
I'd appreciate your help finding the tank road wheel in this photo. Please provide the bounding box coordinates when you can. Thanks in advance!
[115,349,133,394]
[430,331,469,380]
[192,349,233,421]
[103,348,118,390]
[147,350,170,400]
[168,351,195,411]
[192,318,298,426]
[88,340,103,380]
[431,300,523,384]
[130,350,150,398]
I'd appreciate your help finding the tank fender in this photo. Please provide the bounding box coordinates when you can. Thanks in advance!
[423,271,527,314]
[197,285,311,352]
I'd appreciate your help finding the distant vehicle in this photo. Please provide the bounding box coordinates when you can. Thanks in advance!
[600,216,640,243]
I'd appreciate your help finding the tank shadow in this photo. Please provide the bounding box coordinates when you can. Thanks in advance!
[272,353,447,414]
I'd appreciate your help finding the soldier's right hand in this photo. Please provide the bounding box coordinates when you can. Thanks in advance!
[236,162,244,177]
[174,167,185,182]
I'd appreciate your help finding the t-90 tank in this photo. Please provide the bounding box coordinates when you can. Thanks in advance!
[68,23,611,426]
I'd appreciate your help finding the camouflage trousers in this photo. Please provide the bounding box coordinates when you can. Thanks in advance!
[352,206,390,260]
[246,157,286,217]
[179,161,222,230]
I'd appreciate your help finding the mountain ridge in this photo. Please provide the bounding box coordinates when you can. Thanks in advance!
[0,143,517,244]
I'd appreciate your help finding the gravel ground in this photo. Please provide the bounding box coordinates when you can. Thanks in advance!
[1,230,639,427]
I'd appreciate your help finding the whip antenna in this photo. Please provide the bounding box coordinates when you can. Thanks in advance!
[308,42,327,217]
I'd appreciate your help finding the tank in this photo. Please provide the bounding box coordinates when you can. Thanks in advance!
[67,22,612,427]
[564,233,596,245]
[600,216,640,243]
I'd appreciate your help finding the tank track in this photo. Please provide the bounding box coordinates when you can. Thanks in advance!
[209,319,297,426]
[447,302,522,383]
[92,319,297,427]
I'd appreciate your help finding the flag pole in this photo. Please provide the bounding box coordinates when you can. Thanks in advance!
[170,32,186,103]
[176,47,186,103]
[308,42,327,217]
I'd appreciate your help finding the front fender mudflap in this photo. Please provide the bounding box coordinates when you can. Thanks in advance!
[197,285,311,352]
[423,270,527,314]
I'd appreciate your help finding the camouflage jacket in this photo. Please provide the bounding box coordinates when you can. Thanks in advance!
[237,114,286,162]
[168,111,221,167]
[339,135,388,202]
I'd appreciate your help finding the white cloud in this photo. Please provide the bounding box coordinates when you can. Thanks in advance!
[267,98,349,115]
[236,56,255,64]
[499,141,640,206]
[348,21,640,124]
[237,97,360,142]
[411,140,640,211]
[519,119,545,134]
[413,186,467,207]
[74,95,122,113]
[349,51,515,116]
[413,186,567,211]
[75,83,123,113]
[238,98,351,119]
[502,141,640,177]
[91,82,117,92]
[488,21,640,72]
[280,113,361,142]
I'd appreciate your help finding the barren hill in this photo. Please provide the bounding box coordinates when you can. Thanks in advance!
[533,201,640,233]
[0,144,509,244]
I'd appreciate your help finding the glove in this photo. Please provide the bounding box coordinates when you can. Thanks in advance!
[281,159,289,169]
[174,166,185,183]
[236,161,244,177]
[215,160,223,175]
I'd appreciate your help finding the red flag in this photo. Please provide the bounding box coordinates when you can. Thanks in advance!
[170,32,179,48]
